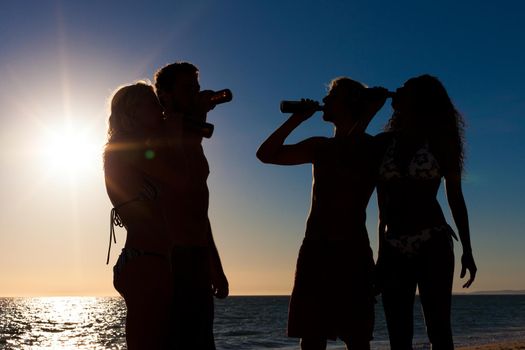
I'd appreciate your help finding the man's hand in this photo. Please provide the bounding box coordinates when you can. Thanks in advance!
[211,272,229,299]
[290,99,320,123]
[194,90,216,117]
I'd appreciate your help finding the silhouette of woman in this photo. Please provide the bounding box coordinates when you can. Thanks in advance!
[103,82,178,349]
[257,78,388,350]
[375,75,477,350]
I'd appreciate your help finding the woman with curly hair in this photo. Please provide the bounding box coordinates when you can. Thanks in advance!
[103,82,178,349]
[375,75,477,350]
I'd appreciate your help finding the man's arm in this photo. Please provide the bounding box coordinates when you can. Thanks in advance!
[256,107,322,165]
[207,221,229,299]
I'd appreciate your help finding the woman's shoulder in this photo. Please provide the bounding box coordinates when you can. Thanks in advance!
[373,131,396,150]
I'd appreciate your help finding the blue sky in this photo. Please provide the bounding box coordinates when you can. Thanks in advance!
[0,0,524,295]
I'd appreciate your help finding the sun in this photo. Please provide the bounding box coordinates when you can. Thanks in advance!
[38,122,103,179]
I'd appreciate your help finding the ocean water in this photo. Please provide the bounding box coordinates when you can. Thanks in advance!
[1,295,524,349]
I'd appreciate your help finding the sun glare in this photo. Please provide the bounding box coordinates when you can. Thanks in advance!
[39,122,102,179]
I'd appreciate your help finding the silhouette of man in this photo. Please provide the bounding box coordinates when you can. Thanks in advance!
[154,62,228,350]
[257,78,388,350]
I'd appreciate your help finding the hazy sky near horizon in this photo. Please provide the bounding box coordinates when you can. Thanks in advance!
[0,0,524,296]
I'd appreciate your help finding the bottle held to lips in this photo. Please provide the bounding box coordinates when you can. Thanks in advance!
[209,89,233,105]
[280,100,324,114]
[184,89,232,138]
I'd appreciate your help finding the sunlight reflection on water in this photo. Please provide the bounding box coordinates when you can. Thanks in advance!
[1,295,525,349]
[0,296,126,349]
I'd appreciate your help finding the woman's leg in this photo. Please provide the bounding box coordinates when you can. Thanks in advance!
[115,254,173,350]
[381,254,418,350]
[418,236,455,350]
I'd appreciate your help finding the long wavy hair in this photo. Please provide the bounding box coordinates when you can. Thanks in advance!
[106,81,156,142]
[385,74,466,174]
[103,81,156,168]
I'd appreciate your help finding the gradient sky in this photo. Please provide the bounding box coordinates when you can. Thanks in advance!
[0,0,524,296]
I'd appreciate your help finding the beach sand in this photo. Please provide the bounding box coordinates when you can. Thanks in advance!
[458,340,525,350]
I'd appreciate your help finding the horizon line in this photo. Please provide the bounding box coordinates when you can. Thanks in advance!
[2,290,525,298]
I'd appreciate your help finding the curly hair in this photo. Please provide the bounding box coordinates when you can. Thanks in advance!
[103,81,156,169]
[385,74,466,174]
[106,81,155,143]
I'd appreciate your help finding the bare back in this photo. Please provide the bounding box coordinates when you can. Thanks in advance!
[104,139,172,255]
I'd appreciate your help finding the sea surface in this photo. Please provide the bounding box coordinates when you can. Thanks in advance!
[1,295,524,349]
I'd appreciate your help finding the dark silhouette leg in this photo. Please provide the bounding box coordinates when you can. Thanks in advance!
[418,238,455,350]
[381,256,417,350]
[170,247,216,350]
[300,337,327,350]
[341,335,371,350]
[115,255,173,350]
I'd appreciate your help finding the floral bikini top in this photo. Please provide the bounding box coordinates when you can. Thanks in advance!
[379,138,441,181]
[377,137,458,256]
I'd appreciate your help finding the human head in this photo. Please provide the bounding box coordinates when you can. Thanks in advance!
[322,77,368,124]
[106,81,164,143]
[387,74,465,172]
[154,62,200,114]
[390,74,458,130]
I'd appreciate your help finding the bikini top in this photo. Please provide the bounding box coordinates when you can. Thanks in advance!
[379,138,441,181]
[106,178,158,264]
